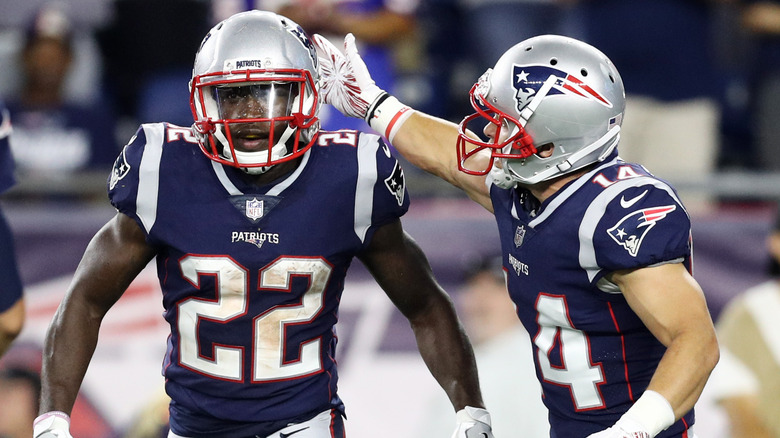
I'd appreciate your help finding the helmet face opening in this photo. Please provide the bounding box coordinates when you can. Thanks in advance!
[189,11,321,172]
[456,82,538,176]
[456,35,625,185]
[191,68,318,170]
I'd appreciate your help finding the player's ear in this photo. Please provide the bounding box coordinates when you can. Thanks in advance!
[536,142,554,158]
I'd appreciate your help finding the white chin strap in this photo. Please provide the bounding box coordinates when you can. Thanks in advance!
[214,125,296,174]
[506,125,621,185]
[499,74,554,157]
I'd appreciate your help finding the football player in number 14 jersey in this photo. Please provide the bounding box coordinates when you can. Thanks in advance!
[316,33,719,437]
[34,11,494,438]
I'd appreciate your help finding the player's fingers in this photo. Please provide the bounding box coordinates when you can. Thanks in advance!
[313,34,341,60]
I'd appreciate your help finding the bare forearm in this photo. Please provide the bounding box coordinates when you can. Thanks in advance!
[615,264,720,419]
[40,298,102,414]
[393,112,463,185]
[411,304,484,411]
[646,330,719,418]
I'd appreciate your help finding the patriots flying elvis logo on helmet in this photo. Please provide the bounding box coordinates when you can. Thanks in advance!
[512,65,612,112]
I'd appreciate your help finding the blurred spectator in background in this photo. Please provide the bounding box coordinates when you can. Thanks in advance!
[0,102,24,360]
[0,0,109,110]
[458,0,569,69]
[566,0,723,211]
[97,0,211,130]
[735,1,780,172]
[0,367,41,438]
[707,207,780,437]
[416,0,571,131]
[417,255,548,438]
[215,0,419,132]
[121,389,170,438]
[6,3,118,185]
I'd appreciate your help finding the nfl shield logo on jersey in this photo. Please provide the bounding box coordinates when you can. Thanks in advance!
[514,225,526,247]
[230,195,281,224]
[246,198,264,220]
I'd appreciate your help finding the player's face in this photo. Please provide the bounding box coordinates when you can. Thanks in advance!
[215,83,296,153]
[482,118,511,144]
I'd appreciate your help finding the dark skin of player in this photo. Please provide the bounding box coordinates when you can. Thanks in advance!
[39,122,485,420]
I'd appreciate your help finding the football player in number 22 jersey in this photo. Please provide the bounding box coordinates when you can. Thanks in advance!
[316,32,720,438]
[33,11,494,438]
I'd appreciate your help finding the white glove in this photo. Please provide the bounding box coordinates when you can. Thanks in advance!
[586,391,674,438]
[314,33,383,120]
[33,411,74,438]
[314,33,412,141]
[586,416,650,438]
[451,406,494,438]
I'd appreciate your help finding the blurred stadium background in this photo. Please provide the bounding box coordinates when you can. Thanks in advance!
[1,0,779,437]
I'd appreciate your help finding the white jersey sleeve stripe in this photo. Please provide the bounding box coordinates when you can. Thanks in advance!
[354,135,380,243]
[266,149,310,197]
[578,176,685,282]
[212,160,242,196]
[136,123,165,233]
[530,156,620,228]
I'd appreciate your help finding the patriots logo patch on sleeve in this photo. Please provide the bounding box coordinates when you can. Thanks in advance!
[607,205,676,257]
[384,161,405,206]
[109,146,131,191]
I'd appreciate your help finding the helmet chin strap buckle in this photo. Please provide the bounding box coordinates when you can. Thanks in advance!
[291,112,306,128]
[511,131,537,158]
[557,160,573,172]
[195,118,216,134]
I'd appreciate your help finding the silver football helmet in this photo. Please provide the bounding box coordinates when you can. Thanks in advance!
[190,11,320,174]
[457,35,626,185]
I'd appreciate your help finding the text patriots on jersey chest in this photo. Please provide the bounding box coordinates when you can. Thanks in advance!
[231,231,280,249]
[508,253,529,276]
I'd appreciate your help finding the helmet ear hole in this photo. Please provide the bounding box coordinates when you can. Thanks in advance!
[536,142,554,158]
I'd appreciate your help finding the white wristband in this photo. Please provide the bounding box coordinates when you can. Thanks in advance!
[366,94,413,143]
[621,390,675,437]
[455,406,492,426]
[33,411,71,437]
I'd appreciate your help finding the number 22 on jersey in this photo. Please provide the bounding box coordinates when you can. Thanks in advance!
[177,255,331,383]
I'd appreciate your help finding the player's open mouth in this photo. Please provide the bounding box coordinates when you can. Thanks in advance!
[232,128,270,151]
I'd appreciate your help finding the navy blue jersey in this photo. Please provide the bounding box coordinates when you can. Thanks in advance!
[0,103,14,194]
[0,102,22,313]
[490,156,694,437]
[108,124,408,436]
